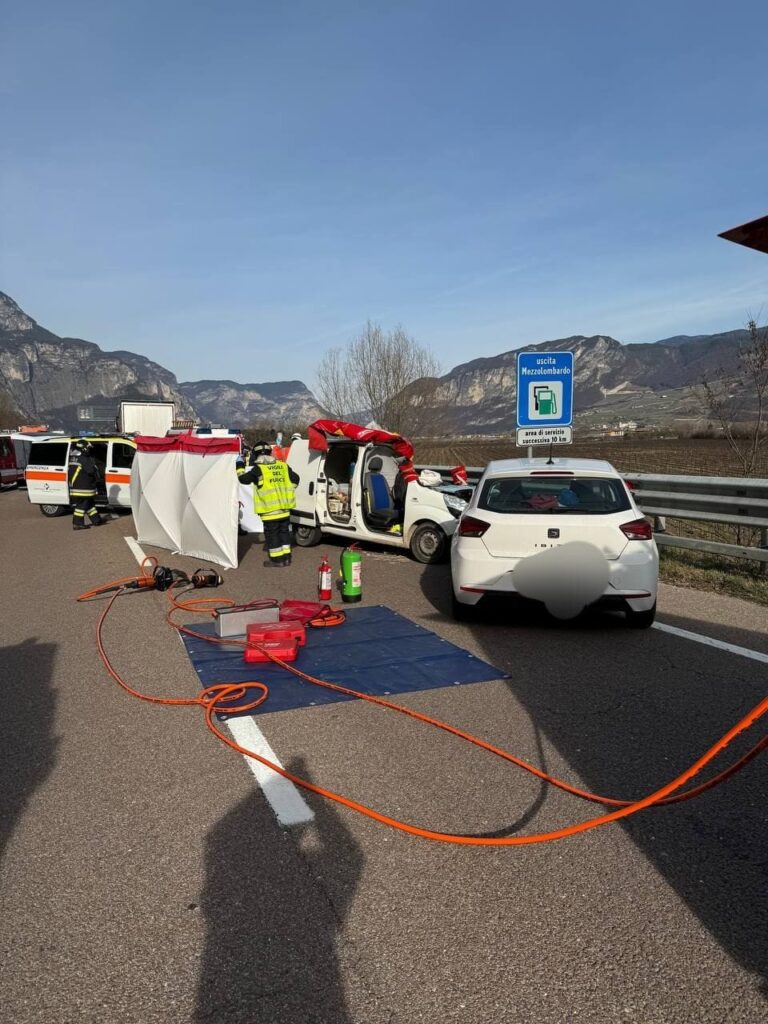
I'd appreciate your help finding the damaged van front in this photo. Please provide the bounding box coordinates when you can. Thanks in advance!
[287,422,464,563]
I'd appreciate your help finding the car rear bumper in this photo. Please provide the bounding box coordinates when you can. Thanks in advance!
[452,545,658,612]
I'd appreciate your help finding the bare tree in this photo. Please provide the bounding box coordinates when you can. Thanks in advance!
[315,346,355,420]
[0,389,20,430]
[701,319,768,476]
[315,321,443,435]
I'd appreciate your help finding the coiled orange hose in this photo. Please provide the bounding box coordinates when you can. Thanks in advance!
[78,574,768,846]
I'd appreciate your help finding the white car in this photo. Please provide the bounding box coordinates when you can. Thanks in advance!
[450,458,658,627]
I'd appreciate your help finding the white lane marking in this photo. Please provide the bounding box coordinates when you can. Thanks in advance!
[124,536,314,826]
[653,622,768,665]
[225,715,314,826]
[124,535,147,565]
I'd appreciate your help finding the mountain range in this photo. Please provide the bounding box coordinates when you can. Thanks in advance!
[427,330,750,434]
[0,291,324,430]
[0,290,750,434]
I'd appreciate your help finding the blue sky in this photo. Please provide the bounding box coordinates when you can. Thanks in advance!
[2,1,768,385]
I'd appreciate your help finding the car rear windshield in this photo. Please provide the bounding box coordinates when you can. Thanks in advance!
[478,475,631,514]
[28,441,69,467]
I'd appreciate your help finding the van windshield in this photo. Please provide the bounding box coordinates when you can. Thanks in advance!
[478,475,631,514]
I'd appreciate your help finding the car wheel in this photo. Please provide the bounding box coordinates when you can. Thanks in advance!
[451,591,478,622]
[625,601,656,629]
[294,524,322,547]
[409,523,447,564]
[40,503,68,518]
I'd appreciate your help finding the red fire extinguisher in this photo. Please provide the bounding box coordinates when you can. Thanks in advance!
[318,555,332,601]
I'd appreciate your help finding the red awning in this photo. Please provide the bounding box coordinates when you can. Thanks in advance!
[135,434,240,455]
[307,419,415,460]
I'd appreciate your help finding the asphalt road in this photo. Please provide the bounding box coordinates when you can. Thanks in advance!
[1,488,766,1024]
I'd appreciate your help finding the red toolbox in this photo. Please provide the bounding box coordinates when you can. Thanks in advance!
[247,622,306,647]
[243,623,307,663]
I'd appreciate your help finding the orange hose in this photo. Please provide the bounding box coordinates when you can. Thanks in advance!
[79,578,768,846]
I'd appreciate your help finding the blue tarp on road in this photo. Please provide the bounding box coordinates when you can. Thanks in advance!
[181,604,506,718]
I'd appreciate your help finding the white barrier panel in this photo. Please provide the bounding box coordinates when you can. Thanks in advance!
[131,434,240,569]
[238,482,264,534]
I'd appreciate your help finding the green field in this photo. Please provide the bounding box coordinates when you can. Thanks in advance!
[414,436,768,478]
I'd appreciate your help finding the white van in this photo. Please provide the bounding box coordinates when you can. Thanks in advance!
[286,438,464,563]
[26,435,137,517]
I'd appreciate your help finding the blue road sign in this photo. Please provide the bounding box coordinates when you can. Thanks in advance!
[517,351,574,427]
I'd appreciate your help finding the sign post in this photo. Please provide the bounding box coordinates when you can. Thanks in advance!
[516,351,574,455]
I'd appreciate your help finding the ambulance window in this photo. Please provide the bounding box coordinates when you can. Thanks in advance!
[90,442,108,466]
[29,441,68,467]
[111,443,135,469]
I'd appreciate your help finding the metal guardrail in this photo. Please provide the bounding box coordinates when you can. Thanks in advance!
[417,465,768,565]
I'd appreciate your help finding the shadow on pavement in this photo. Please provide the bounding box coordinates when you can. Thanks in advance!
[0,639,59,864]
[237,531,266,567]
[419,563,768,999]
[195,755,363,1023]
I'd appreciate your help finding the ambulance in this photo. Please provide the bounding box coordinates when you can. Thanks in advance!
[0,434,26,488]
[287,421,466,563]
[25,435,137,516]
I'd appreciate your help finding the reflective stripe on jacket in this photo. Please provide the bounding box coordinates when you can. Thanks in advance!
[68,452,100,496]
[251,461,296,521]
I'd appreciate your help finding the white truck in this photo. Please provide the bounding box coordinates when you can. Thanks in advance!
[117,401,175,436]
[286,437,465,563]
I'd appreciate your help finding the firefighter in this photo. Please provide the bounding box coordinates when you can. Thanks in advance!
[68,439,106,530]
[237,441,299,566]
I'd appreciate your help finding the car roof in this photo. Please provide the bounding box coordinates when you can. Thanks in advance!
[484,457,620,477]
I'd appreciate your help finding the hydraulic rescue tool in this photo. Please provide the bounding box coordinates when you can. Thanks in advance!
[77,555,768,847]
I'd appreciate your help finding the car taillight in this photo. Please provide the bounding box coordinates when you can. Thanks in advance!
[458,515,490,537]
[620,518,653,540]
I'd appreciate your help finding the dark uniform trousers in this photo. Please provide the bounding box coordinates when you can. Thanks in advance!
[263,514,292,562]
[69,451,103,528]
[72,493,100,524]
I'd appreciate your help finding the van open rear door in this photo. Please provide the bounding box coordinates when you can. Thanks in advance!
[287,439,322,526]
[105,440,135,506]
[26,439,70,509]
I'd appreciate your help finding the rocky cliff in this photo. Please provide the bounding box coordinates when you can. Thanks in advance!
[0,291,195,428]
[178,379,325,429]
[424,332,748,433]
[0,292,324,430]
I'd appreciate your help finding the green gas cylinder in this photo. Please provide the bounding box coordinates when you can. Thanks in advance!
[340,545,362,603]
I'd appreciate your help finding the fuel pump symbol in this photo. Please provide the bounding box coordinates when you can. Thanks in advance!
[533,385,557,416]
